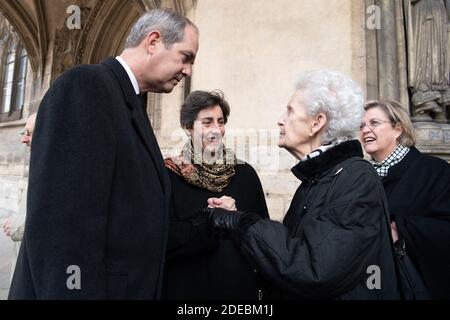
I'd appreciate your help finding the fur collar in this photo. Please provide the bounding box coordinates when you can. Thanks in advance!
[291,140,363,183]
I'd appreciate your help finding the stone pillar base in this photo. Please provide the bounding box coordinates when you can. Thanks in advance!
[413,122,450,162]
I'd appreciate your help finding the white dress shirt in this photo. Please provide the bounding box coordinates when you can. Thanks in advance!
[115,56,140,95]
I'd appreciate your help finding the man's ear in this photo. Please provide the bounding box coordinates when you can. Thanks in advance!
[144,30,162,54]
[311,113,327,135]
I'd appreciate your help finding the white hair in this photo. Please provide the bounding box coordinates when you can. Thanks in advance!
[295,70,364,143]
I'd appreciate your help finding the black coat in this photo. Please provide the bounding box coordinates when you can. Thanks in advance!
[234,140,401,299]
[163,162,269,300]
[8,57,171,300]
[382,147,450,299]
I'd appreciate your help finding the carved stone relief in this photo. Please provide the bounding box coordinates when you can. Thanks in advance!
[405,0,450,122]
[51,0,105,81]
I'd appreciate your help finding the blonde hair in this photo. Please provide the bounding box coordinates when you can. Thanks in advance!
[364,100,416,147]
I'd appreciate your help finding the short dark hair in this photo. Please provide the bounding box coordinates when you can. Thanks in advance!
[180,90,230,129]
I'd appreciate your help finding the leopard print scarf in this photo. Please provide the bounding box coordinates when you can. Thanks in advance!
[164,141,237,192]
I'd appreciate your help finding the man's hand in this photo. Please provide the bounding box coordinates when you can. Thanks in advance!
[207,196,237,211]
[2,219,11,237]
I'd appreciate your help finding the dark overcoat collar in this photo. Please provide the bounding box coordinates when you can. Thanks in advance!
[101,57,170,196]
[291,140,364,183]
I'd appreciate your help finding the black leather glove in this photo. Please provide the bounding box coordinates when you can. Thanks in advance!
[206,208,262,237]
[207,208,245,232]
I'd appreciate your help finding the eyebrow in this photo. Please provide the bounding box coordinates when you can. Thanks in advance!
[201,117,224,121]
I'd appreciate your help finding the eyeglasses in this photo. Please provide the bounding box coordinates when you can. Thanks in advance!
[359,119,394,131]
[19,129,32,137]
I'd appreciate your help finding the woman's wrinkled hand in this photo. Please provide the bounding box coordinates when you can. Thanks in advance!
[207,196,237,211]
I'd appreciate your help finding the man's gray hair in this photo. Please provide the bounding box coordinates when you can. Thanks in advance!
[125,8,197,48]
[295,70,364,143]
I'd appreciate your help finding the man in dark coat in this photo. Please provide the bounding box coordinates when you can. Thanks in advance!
[8,8,199,300]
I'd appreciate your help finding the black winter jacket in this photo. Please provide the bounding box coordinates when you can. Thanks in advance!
[382,147,450,299]
[233,140,401,299]
[163,162,269,300]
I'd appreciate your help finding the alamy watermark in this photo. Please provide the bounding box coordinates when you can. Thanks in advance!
[64,4,382,34]
[66,265,81,290]
[366,265,381,290]
[64,264,381,291]
[66,5,81,30]
[366,5,381,30]
[166,127,296,172]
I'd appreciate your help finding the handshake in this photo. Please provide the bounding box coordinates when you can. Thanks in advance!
[207,195,237,211]
[204,196,262,235]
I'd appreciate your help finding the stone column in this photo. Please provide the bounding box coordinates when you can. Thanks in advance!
[366,0,409,107]
[366,0,449,160]
[373,0,409,108]
[377,0,401,101]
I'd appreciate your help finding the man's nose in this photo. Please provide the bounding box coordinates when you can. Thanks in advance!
[182,64,192,77]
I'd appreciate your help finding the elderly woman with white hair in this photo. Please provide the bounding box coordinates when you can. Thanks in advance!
[207,70,401,299]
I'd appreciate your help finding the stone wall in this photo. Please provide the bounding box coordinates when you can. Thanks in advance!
[0,0,445,221]
[0,124,28,220]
